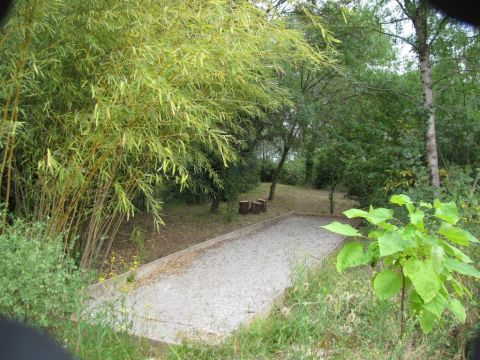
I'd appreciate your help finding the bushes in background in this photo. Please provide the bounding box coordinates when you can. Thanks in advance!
[162,156,260,205]
[223,159,260,203]
[278,160,306,186]
[261,158,306,186]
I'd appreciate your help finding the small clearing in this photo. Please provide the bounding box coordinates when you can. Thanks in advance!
[105,184,355,275]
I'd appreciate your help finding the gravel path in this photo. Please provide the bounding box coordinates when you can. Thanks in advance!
[93,216,349,344]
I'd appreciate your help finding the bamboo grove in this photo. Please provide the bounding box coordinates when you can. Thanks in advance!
[0,0,330,266]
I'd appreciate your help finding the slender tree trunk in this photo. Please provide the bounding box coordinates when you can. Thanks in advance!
[419,54,440,188]
[269,145,289,201]
[400,270,406,338]
[328,184,335,215]
[210,196,220,212]
[305,156,313,187]
[409,0,441,188]
[210,164,225,213]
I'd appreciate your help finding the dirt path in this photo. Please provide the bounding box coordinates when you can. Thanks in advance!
[92,215,352,344]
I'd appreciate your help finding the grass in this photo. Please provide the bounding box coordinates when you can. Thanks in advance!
[61,322,155,360]
[56,297,162,360]
[166,251,478,360]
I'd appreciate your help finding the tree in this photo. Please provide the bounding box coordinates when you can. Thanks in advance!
[401,0,443,188]
[267,105,303,201]
[0,0,328,266]
[357,0,470,189]
[261,4,340,201]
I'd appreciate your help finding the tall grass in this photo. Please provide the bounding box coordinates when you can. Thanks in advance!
[168,254,479,359]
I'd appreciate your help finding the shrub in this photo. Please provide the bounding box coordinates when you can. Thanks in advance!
[323,194,480,336]
[0,220,85,329]
[259,158,276,182]
[278,159,305,186]
[223,159,260,203]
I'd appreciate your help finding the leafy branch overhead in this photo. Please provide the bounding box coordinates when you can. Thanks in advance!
[0,0,332,266]
[322,195,480,335]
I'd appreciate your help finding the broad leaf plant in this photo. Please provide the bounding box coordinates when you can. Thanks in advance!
[322,194,480,335]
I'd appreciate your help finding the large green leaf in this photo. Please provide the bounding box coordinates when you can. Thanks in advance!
[321,222,361,237]
[438,222,478,246]
[390,194,412,206]
[446,298,466,323]
[377,222,398,231]
[444,257,480,278]
[378,231,416,257]
[343,208,369,219]
[423,290,447,319]
[408,290,423,316]
[430,245,445,273]
[373,269,402,300]
[366,207,394,225]
[449,278,464,297]
[403,258,440,303]
[438,240,473,263]
[419,309,437,334]
[367,241,380,263]
[419,201,432,209]
[406,204,424,228]
[336,242,369,272]
[421,234,439,247]
[434,200,460,225]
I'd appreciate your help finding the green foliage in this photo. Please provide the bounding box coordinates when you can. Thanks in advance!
[259,157,276,182]
[323,222,362,238]
[374,269,403,301]
[223,160,260,203]
[0,220,85,329]
[313,145,345,190]
[335,241,369,272]
[323,194,480,335]
[278,159,305,186]
[0,0,328,266]
[164,156,259,207]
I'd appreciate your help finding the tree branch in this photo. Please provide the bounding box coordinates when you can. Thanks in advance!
[304,70,334,94]
[332,25,418,50]
[428,15,449,46]
[371,27,417,50]
[379,17,410,25]
[395,0,415,22]
[432,68,477,86]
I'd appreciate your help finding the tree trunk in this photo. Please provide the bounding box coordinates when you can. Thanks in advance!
[256,199,267,212]
[238,200,250,215]
[305,156,313,187]
[419,54,440,188]
[269,145,289,201]
[250,201,263,214]
[210,196,220,212]
[329,184,335,215]
[410,0,441,189]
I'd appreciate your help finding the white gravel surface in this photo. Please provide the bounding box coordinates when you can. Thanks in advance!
[93,216,350,344]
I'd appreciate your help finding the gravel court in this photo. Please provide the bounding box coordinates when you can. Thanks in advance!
[93,216,352,344]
